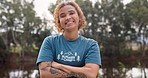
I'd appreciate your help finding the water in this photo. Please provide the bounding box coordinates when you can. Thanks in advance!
[99,68,148,78]
[9,70,38,78]
[0,62,148,78]
[0,62,39,78]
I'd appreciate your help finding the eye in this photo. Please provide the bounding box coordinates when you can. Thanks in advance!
[59,13,66,18]
[69,11,75,15]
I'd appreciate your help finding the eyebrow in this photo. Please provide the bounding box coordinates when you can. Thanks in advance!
[59,9,76,16]
[68,10,75,13]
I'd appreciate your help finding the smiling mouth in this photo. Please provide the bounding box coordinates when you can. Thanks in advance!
[65,21,75,25]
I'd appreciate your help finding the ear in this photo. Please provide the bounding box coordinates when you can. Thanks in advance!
[79,19,81,26]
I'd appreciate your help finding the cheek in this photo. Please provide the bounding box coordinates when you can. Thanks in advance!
[59,19,65,26]
[76,17,80,24]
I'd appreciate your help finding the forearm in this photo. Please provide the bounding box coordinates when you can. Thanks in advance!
[52,62,99,78]
[39,62,69,78]
[40,67,55,78]
[62,64,97,78]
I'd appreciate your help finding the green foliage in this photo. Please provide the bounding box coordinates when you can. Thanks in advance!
[126,0,148,35]
[0,0,52,54]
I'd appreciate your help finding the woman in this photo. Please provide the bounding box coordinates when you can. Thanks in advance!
[36,1,101,78]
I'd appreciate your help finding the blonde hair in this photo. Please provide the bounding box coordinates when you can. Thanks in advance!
[54,1,87,32]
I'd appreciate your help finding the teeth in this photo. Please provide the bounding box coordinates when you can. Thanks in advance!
[65,21,73,25]
[65,20,75,25]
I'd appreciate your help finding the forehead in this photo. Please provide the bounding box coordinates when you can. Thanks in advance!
[59,5,77,13]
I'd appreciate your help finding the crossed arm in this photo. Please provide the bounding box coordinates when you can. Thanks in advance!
[39,62,68,78]
[38,61,100,78]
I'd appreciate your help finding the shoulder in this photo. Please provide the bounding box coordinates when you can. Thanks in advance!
[42,34,62,44]
[45,34,62,41]
[81,36,98,45]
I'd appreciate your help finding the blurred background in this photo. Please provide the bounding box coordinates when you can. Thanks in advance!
[0,0,148,78]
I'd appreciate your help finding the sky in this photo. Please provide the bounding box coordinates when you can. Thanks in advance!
[33,0,56,20]
[33,0,131,20]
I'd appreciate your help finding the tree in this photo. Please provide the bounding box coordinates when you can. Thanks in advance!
[0,36,8,62]
[126,0,148,57]
[0,0,48,54]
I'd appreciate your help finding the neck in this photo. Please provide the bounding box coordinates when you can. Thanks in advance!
[63,31,79,40]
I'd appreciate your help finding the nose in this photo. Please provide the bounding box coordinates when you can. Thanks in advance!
[65,14,71,20]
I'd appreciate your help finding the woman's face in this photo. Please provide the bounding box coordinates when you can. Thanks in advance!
[59,5,79,32]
